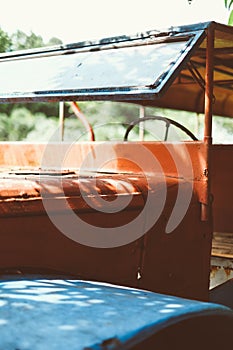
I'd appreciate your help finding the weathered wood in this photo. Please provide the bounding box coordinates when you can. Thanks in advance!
[212,232,233,258]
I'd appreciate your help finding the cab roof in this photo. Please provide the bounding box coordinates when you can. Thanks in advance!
[0,21,232,117]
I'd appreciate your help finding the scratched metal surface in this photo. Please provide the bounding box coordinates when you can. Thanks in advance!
[0,278,232,349]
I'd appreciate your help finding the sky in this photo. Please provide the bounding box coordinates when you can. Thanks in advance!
[0,0,230,44]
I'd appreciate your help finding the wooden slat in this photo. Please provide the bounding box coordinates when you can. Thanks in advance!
[211,232,233,258]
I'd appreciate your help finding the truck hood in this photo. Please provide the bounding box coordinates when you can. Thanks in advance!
[0,277,232,349]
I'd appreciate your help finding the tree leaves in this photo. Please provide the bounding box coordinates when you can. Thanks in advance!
[225,0,233,10]
[10,30,63,51]
[225,0,233,25]
[228,9,233,24]
[0,28,11,53]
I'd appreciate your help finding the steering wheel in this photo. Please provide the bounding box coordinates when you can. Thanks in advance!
[123,116,198,141]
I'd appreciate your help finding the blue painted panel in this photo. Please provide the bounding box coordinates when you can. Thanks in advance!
[0,277,232,349]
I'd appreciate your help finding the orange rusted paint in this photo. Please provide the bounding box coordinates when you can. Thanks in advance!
[201,25,215,222]
[211,145,233,233]
[71,102,95,141]
[0,141,212,301]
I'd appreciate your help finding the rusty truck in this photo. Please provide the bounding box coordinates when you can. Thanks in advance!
[0,21,232,349]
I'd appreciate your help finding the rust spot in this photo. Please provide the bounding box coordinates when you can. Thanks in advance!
[20,192,29,199]
[101,337,122,349]
[210,265,220,278]
[84,337,121,350]
[224,267,232,277]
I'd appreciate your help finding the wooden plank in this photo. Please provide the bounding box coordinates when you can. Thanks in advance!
[211,232,233,258]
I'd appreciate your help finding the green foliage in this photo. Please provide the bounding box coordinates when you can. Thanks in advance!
[0,29,63,117]
[0,102,231,144]
[10,29,63,51]
[0,108,35,141]
[25,114,59,141]
[0,114,11,140]
[0,102,60,123]
[11,30,44,50]
[189,1,233,25]
[46,37,63,46]
[76,101,138,124]
[68,102,139,141]
[225,0,233,24]
[0,29,63,118]
[225,0,233,9]
[228,9,233,24]
[17,102,60,118]
[0,27,11,53]
[0,108,60,142]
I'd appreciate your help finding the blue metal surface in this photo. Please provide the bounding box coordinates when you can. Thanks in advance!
[0,277,232,349]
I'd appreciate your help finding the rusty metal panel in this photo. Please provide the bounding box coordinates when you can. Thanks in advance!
[210,256,233,289]
[0,140,211,299]
[0,172,209,299]
[211,145,233,233]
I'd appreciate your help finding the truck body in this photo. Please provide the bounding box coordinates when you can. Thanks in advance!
[0,21,232,348]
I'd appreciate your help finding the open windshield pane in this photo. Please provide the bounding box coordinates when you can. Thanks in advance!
[0,31,203,102]
[0,41,189,92]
